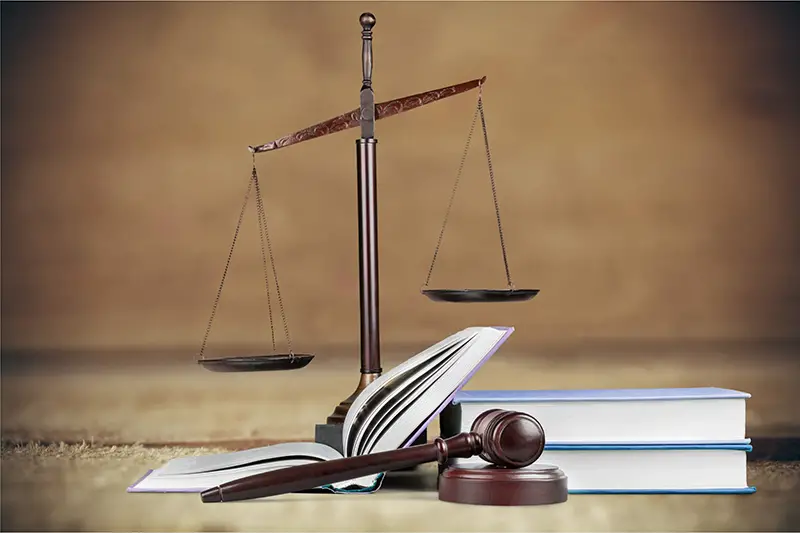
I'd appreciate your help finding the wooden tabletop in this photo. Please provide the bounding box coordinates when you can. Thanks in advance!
[2,443,799,532]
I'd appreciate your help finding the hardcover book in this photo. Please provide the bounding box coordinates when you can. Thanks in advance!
[448,441,756,494]
[440,387,750,444]
[440,387,755,494]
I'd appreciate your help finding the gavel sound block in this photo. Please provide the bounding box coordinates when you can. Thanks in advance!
[438,408,567,506]
[201,409,568,506]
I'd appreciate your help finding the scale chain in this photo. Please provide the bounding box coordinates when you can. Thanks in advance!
[423,95,480,288]
[478,96,514,289]
[252,164,278,353]
[424,91,514,289]
[252,164,294,356]
[198,174,255,360]
[198,161,294,361]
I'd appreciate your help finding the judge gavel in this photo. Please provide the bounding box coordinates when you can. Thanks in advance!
[201,409,547,503]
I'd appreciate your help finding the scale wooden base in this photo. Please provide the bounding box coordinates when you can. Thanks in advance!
[439,464,568,506]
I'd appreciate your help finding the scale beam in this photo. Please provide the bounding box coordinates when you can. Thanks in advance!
[248,76,486,154]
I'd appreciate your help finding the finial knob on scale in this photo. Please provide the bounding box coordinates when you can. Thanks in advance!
[358,12,376,136]
[360,12,376,31]
[359,12,376,92]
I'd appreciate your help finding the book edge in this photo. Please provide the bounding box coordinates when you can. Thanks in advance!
[568,486,757,494]
[127,470,154,492]
[452,387,751,404]
[127,469,382,494]
[542,443,753,451]
[403,326,514,447]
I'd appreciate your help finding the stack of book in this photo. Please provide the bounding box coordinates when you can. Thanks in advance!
[440,387,756,494]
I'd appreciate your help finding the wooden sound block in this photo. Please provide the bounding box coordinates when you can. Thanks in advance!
[438,464,568,506]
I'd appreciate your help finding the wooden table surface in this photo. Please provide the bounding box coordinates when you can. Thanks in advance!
[2,344,799,530]
[1,443,799,532]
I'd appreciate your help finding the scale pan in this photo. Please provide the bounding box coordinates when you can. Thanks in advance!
[198,353,314,372]
[423,288,539,303]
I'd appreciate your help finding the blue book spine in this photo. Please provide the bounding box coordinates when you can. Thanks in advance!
[544,442,752,451]
[570,487,757,495]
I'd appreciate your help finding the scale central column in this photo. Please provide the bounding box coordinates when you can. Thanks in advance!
[355,137,382,379]
[314,12,426,454]
[324,136,383,427]
[315,12,382,451]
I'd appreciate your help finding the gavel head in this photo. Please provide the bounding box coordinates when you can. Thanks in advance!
[470,409,546,468]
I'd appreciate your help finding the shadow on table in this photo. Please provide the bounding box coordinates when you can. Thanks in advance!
[382,468,438,492]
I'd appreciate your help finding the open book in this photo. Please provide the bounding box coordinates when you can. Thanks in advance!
[128,326,513,495]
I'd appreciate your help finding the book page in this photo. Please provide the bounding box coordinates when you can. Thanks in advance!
[132,458,380,493]
[356,336,475,455]
[368,327,508,454]
[155,441,343,476]
[347,335,470,456]
[143,458,322,486]
[350,346,455,456]
[342,328,478,456]
[343,343,456,457]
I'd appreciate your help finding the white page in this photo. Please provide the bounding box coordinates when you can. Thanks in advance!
[358,344,464,453]
[145,458,321,485]
[369,328,505,454]
[155,442,343,476]
[358,336,477,455]
[343,328,478,455]
[352,336,472,456]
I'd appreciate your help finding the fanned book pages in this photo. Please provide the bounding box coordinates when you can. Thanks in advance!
[128,326,513,495]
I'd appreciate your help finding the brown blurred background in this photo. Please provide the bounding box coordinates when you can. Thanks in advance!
[2,0,798,352]
[2,3,800,530]
[2,2,800,354]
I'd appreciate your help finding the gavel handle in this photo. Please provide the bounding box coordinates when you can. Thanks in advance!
[201,432,482,502]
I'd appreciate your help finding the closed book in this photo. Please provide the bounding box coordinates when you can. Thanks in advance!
[440,387,750,444]
[448,442,756,494]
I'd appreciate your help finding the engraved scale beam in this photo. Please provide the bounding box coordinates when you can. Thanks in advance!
[248,76,487,154]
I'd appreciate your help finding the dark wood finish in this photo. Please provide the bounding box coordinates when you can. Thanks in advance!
[323,372,379,426]
[355,138,381,377]
[439,464,568,506]
[422,288,540,303]
[200,409,546,503]
[197,354,314,372]
[359,12,376,139]
[470,408,546,468]
[326,15,385,426]
[247,77,486,154]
